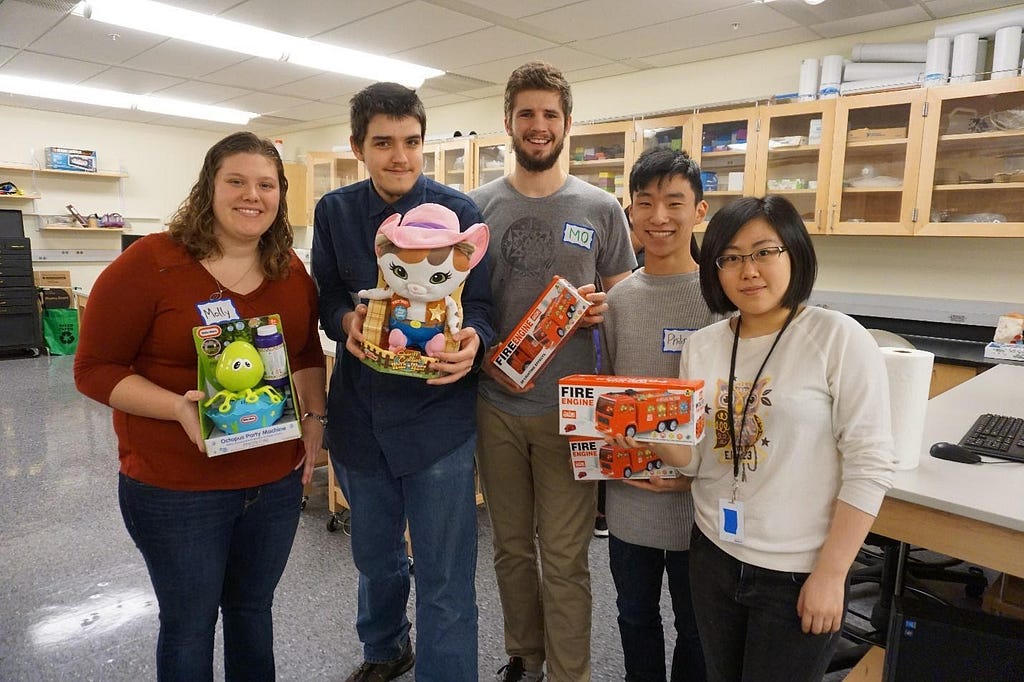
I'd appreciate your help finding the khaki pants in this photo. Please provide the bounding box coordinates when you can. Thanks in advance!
[476,397,596,682]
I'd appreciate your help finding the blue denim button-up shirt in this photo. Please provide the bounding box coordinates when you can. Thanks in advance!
[312,175,495,476]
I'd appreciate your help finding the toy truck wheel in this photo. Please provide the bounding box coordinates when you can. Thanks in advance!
[654,459,663,469]
[646,461,655,471]
[567,304,576,315]
[657,421,667,433]
[668,419,678,431]
[625,425,637,438]
[557,327,565,337]
[624,467,633,478]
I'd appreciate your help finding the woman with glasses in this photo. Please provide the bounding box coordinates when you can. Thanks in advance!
[610,195,894,681]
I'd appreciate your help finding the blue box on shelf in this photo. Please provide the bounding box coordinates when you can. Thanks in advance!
[44,147,97,172]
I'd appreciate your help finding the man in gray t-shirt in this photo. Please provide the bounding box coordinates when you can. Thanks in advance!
[469,62,635,682]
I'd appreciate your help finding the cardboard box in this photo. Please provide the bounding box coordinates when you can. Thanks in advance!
[847,126,906,142]
[727,172,745,191]
[39,287,73,309]
[193,314,301,457]
[558,374,706,445]
[34,270,72,288]
[44,147,97,172]
[569,437,682,481]
[491,277,592,389]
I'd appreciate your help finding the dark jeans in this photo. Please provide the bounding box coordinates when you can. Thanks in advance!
[119,469,303,682]
[609,534,706,682]
[688,528,844,682]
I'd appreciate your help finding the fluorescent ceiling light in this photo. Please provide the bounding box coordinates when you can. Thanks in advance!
[0,74,256,124]
[75,0,445,88]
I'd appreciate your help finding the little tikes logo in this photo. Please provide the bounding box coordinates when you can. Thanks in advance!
[197,325,222,339]
[562,222,595,250]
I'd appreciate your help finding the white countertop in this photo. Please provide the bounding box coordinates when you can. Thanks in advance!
[889,363,1024,532]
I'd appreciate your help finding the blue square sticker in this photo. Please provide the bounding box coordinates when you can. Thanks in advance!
[723,507,738,534]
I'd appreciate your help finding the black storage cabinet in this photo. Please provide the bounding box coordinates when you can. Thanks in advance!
[0,238,42,355]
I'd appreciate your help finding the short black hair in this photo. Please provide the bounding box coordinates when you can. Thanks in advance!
[629,147,703,203]
[698,195,817,315]
[349,82,426,149]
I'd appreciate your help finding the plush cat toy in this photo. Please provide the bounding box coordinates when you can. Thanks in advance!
[358,203,488,377]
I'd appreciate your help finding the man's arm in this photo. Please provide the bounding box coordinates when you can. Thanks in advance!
[310,195,354,343]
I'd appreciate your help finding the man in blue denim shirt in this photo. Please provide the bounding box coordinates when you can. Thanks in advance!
[312,82,495,682]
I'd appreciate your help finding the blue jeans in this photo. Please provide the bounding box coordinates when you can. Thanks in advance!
[688,529,844,682]
[609,534,706,682]
[118,469,302,682]
[341,436,478,681]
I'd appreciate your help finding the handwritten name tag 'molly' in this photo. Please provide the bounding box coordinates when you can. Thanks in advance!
[562,222,595,250]
[197,299,240,325]
[662,328,695,353]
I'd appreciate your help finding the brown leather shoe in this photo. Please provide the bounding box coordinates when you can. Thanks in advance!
[344,641,414,682]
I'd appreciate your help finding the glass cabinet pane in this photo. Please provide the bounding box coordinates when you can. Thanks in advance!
[568,123,629,204]
[476,142,507,187]
[422,148,437,181]
[692,108,757,228]
[441,144,468,192]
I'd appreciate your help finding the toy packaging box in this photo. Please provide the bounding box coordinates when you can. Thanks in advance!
[984,313,1024,362]
[193,314,301,457]
[358,203,489,379]
[491,276,592,389]
[569,437,682,481]
[558,374,706,445]
[44,147,97,172]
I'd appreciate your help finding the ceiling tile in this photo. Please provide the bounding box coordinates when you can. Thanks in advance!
[201,58,321,89]
[643,26,820,69]
[270,100,346,122]
[26,14,162,64]
[222,0,407,39]
[522,0,751,42]
[272,72,368,100]
[456,0,580,19]
[79,67,185,95]
[122,41,250,78]
[0,45,16,66]
[395,26,557,71]
[220,91,310,115]
[0,50,107,83]
[0,0,64,49]
[314,1,491,55]
[456,46,611,84]
[159,0,240,13]
[420,92,474,108]
[924,0,1023,18]
[150,80,251,105]
[563,62,640,84]
[765,0,918,25]
[1,92,107,118]
[812,6,933,39]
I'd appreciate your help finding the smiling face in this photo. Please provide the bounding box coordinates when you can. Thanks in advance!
[211,153,280,248]
[353,114,423,204]
[506,89,570,173]
[630,174,707,274]
[718,216,793,336]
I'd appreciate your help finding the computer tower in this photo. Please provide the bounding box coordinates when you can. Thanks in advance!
[0,208,25,238]
[883,595,1024,681]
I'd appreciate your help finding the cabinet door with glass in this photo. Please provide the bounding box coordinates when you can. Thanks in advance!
[632,114,692,202]
[472,133,512,189]
[438,139,471,192]
[754,99,835,234]
[422,143,438,185]
[915,77,1024,237]
[691,106,758,230]
[828,89,926,235]
[306,151,364,225]
[567,120,633,206]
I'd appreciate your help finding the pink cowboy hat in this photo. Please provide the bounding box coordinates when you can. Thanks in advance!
[376,203,489,268]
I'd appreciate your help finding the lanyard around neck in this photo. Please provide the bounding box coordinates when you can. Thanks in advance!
[725,307,799,490]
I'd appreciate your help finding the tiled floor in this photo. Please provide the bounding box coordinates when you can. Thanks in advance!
[1,353,989,680]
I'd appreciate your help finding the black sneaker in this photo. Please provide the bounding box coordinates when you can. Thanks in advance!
[496,656,544,681]
[345,640,414,682]
[594,515,609,538]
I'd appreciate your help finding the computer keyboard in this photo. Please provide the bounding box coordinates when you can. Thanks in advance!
[958,413,1024,463]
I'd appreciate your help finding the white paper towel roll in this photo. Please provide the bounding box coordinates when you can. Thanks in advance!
[852,42,928,62]
[819,55,843,99]
[798,58,819,101]
[992,26,1022,79]
[925,36,952,86]
[951,33,980,84]
[881,347,934,470]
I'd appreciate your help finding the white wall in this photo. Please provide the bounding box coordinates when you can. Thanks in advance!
[0,105,222,291]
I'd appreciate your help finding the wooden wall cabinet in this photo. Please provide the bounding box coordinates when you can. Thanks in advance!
[631,114,693,207]
[471,133,512,189]
[567,120,633,206]
[283,162,308,228]
[915,76,1024,238]
[827,89,927,236]
[437,139,471,192]
[305,151,364,226]
[691,106,759,230]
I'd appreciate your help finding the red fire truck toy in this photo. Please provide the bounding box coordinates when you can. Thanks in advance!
[599,444,664,478]
[594,389,690,438]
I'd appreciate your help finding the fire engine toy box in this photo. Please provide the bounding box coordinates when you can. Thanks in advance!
[558,374,706,445]
[193,314,301,457]
[491,276,592,389]
[569,437,682,481]
[44,147,97,172]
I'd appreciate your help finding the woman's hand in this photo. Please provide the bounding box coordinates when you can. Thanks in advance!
[296,419,323,485]
[796,568,847,634]
[177,389,207,453]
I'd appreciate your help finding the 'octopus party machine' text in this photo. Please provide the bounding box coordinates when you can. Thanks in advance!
[193,314,301,456]
[558,375,706,445]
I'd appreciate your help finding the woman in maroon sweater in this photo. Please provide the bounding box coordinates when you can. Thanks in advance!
[75,132,325,681]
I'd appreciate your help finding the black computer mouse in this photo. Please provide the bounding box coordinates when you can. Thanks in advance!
[929,441,981,464]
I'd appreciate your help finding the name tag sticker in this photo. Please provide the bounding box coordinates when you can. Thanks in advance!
[662,328,694,353]
[197,299,240,325]
[719,498,745,544]
[562,222,595,250]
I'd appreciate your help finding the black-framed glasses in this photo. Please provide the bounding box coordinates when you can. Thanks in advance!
[714,246,788,270]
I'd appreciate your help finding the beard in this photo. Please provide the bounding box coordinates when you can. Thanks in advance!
[512,134,565,173]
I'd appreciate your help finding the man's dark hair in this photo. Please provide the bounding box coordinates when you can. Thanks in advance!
[629,147,703,203]
[349,82,426,149]
[698,195,817,314]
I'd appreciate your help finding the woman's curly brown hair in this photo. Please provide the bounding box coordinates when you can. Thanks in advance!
[168,132,293,279]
